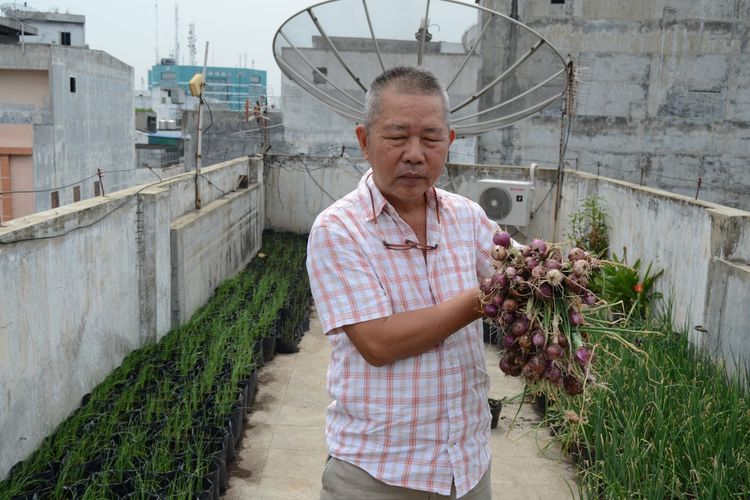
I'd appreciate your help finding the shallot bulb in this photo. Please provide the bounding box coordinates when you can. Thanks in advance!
[583,293,597,306]
[517,333,532,350]
[534,282,554,301]
[531,266,546,280]
[564,375,584,395]
[493,231,512,248]
[572,259,590,277]
[568,247,587,262]
[491,245,509,261]
[511,317,530,337]
[491,272,508,290]
[546,269,564,287]
[532,331,546,349]
[543,365,562,385]
[545,259,562,271]
[502,298,519,313]
[575,346,595,368]
[545,343,564,360]
[527,354,546,374]
[569,308,584,326]
[530,239,548,257]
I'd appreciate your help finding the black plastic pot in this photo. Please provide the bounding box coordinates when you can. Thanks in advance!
[488,398,503,429]
[229,399,245,449]
[204,455,222,500]
[239,370,258,411]
[261,335,276,363]
[276,336,300,354]
[253,338,265,368]
[533,394,549,414]
[108,476,135,498]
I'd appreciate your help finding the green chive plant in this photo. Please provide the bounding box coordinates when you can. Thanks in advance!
[546,305,750,498]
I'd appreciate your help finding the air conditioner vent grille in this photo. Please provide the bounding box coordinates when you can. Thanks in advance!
[479,187,513,220]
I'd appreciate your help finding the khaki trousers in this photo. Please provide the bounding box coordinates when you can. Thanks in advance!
[320,457,492,500]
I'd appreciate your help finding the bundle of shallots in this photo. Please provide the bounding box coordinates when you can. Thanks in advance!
[480,231,599,396]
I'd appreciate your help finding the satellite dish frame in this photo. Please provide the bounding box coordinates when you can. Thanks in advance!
[272,0,569,134]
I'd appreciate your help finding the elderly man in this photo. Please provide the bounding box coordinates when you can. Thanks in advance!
[307,66,498,499]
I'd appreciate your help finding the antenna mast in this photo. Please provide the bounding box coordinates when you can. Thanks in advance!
[174,3,180,64]
[188,22,196,66]
[154,0,159,63]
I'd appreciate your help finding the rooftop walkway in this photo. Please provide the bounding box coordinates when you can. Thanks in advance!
[226,310,579,499]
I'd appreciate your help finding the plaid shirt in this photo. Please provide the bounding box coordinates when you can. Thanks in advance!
[307,171,498,497]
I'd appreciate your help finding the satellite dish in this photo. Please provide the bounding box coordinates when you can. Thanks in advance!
[273,0,568,136]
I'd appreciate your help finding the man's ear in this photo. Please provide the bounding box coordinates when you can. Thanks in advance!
[449,128,456,145]
[355,124,369,160]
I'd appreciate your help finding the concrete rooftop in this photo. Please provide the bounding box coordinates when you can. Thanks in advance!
[226,309,579,499]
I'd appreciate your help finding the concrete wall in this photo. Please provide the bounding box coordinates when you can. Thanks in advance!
[0,156,264,479]
[265,156,750,374]
[479,0,750,212]
[183,108,285,167]
[171,184,263,326]
[0,44,136,216]
[17,11,86,47]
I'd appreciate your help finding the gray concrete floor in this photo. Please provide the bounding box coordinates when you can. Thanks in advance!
[226,309,579,499]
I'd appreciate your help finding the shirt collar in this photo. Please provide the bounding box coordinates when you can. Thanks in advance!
[357,169,442,223]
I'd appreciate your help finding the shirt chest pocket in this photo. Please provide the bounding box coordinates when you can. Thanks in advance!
[437,244,477,294]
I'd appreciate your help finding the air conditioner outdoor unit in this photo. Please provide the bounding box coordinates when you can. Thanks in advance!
[476,179,533,227]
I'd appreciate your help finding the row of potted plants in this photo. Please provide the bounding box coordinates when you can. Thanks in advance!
[1,231,312,499]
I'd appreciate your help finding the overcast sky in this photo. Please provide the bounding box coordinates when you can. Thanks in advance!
[21,0,478,98]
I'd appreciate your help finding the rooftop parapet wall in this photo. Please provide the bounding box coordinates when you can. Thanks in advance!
[264,156,749,373]
[0,156,264,480]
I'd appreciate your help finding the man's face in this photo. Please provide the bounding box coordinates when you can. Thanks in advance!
[356,88,455,210]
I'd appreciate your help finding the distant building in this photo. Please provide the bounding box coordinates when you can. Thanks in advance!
[13,9,86,47]
[148,59,267,112]
[0,10,134,223]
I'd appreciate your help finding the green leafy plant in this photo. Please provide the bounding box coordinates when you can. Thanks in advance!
[567,196,610,258]
[592,248,663,323]
[550,318,750,499]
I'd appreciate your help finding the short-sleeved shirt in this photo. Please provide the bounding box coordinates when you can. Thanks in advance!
[306,170,498,497]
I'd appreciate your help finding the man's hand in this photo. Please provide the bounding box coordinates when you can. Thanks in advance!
[342,288,483,367]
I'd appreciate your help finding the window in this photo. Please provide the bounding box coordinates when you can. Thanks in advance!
[73,186,81,202]
[551,0,565,3]
[60,32,71,45]
[70,77,76,93]
[94,181,101,196]
[51,191,59,208]
[250,76,260,84]
[313,67,328,84]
